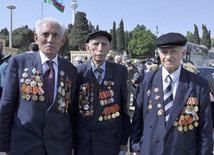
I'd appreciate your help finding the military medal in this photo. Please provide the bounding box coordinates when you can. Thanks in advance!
[184,126,188,131]
[157,109,164,116]
[39,95,45,101]
[189,124,193,130]
[154,88,159,93]
[147,90,151,96]
[173,121,178,126]
[148,104,152,110]
[178,126,183,132]
[194,121,198,127]
[99,116,103,121]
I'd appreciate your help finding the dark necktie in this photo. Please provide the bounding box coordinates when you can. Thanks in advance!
[44,61,55,104]
[164,75,173,122]
[95,68,104,85]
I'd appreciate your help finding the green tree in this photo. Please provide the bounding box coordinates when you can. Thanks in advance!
[193,24,200,44]
[201,24,211,49]
[59,24,73,58]
[68,11,90,51]
[88,21,95,32]
[12,25,34,52]
[0,28,9,46]
[117,19,125,53]
[96,25,99,30]
[110,21,117,51]
[128,25,156,57]
[124,30,132,52]
[186,31,194,43]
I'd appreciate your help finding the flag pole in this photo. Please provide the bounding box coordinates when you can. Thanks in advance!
[41,0,43,19]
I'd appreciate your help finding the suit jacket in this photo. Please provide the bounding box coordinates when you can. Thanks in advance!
[0,52,77,155]
[130,66,213,155]
[74,61,130,155]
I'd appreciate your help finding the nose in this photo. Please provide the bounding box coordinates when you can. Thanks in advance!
[47,34,54,42]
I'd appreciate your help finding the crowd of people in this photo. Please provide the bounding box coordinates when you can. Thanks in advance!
[0,17,213,155]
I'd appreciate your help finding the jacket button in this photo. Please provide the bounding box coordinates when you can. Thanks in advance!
[156,139,159,143]
[149,125,153,128]
[45,124,49,127]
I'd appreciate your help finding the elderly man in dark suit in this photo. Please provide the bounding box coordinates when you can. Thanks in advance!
[130,32,213,155]
[74,30,130,155]
[0,17,77,155]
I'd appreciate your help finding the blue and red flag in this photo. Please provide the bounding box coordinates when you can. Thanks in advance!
[44,0,65,13]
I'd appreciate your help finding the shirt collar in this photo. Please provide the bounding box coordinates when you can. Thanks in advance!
[39,51,58,66]
[162,65,181,83]
[91,60,106,73]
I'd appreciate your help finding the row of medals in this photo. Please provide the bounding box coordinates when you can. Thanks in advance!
[78,83,94,117]
[98,81,120,121]
[21,68,45,101]
[173,99,199,132]
[57,71,72,114]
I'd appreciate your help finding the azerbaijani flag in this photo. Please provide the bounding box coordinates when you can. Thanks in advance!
[44,0,65,13]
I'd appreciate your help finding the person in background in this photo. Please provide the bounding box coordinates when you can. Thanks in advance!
[0,42,5,65]
[126,59,138,113]
[26,42,39,53]
[0,53,12,98]
[106,53,114,62]
[0,17,77,155]
[130,32,213,155]
[74,30,130,155]
[74,55,83,66]
[115,55,122,64]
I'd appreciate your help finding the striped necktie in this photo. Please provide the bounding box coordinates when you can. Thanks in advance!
[95,68,104,85]
[164,75,173,122]
[44,61,55,104]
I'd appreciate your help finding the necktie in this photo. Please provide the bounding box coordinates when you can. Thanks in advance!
[95,68,104,85]
[44,61,55,104]
[164,75,173,122]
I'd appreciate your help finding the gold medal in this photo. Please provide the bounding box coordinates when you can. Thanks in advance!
[60,82,64,87]
[180,115,185,120]
[22,93,26,99]
[189,124,193,130]
[148,104,152,110]
[104,115,108,120]
[112,113,116,118]
[184,126,188,131]
[107,114,111,119]
[116,111,120,117]
[99,116,103,121]
[26,94,31,101]
[32,95,38,101]
[173,121,178,126]
[194,106,198,112]
[58,105,62,111]
[178,126,183,132]
[39,95,45,101]
[194,121,199,127]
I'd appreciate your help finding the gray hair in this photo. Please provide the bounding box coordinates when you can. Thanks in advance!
[35,17,66,37]
[157,45,187,54]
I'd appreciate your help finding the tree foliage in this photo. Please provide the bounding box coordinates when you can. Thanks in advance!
[186,31,194,43]
[0,28,9,46]
[110,21,117,51]
[128,25,156,57]
[201,24,211,49]
[117,19,125,53]
[12,25,34,52]
[193,24,200,44]
[68,11,90,51]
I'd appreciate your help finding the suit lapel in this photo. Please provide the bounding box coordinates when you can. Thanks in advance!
[92,61,114,127]
[165,68,192,134]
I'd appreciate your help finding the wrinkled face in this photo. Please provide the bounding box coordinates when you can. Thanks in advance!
[158,46,186,73]
[34,22,65,59]
[86,35,110,65]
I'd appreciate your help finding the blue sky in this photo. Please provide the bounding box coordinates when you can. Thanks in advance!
[0,0,214,37]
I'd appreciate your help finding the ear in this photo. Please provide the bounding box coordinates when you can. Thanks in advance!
[62,35,66,45]
[85,44,91,54]
[182,49,187,58]
[34,33,38,43]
